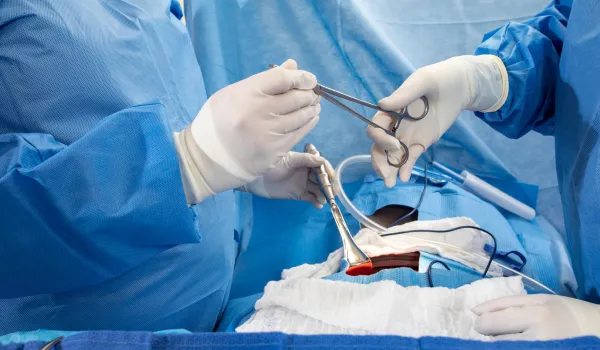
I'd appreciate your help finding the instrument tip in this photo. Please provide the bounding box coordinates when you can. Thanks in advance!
[304,143,319,156]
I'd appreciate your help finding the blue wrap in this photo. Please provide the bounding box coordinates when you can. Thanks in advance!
[0,105,197,297]
[0,0,237,332]
[0,329,190,346]
[475,0,600,302]
[4,331,600,350]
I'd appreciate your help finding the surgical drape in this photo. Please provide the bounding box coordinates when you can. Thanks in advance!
[0,0,237,332]
[476,0,600,302]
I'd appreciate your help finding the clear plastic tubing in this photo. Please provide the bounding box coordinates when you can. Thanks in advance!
[335,154,555,294]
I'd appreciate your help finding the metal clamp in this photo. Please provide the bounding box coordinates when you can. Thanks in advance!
[40,336,63,350]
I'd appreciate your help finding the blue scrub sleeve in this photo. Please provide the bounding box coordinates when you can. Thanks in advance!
[474,1,571,139]
[0,103,199,298]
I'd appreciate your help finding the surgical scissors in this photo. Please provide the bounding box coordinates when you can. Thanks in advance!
[269,64,429,168]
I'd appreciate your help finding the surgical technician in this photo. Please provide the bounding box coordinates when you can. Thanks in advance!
[368,0,600,341]
[0,0,329,332]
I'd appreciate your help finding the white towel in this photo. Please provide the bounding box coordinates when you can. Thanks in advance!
[237,276,526,340]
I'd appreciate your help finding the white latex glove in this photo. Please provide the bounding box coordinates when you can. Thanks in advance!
[367,55,508,187]
[240,151,335,209]
[174,59,321,204]
[473,294,600,341]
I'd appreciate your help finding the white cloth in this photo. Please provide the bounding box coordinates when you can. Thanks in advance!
[237,276,526,340]
[282,217,501,280]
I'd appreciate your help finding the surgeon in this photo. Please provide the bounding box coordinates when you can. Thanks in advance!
[367,0,600,341]
[0,0,329,333]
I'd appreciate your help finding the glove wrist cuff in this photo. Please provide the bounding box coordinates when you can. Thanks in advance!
[479,55,509,112]
[173,128,215,204]
[463,55,509,112]
[190,103,256,183]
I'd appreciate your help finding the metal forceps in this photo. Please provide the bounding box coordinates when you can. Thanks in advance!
[314,84,429,168]
[269,63,429,167]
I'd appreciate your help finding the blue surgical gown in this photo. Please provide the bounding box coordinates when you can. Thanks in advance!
[474,0,600,302]
[0,0,237,332]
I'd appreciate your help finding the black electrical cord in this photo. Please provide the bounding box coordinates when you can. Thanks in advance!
[426,260,451,287]
[380,161,497,280]
[381,225,497,279]
[387,163,428,228]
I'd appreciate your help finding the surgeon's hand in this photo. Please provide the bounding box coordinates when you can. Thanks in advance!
[367,55,508,187]
[240,151,335,209]
[473,294,600,341]
[174,59,321,204]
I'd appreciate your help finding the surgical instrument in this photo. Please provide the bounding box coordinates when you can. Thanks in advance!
[388,159,536,222]
[269,64,429,168]
[304,144,373,276]
[430,161,536,220]
[40,336,63,350]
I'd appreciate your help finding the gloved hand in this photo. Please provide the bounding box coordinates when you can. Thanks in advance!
[367,55,509,187]
[473,294,600,341]
[174,59,321,204]
[240,151,335,209]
